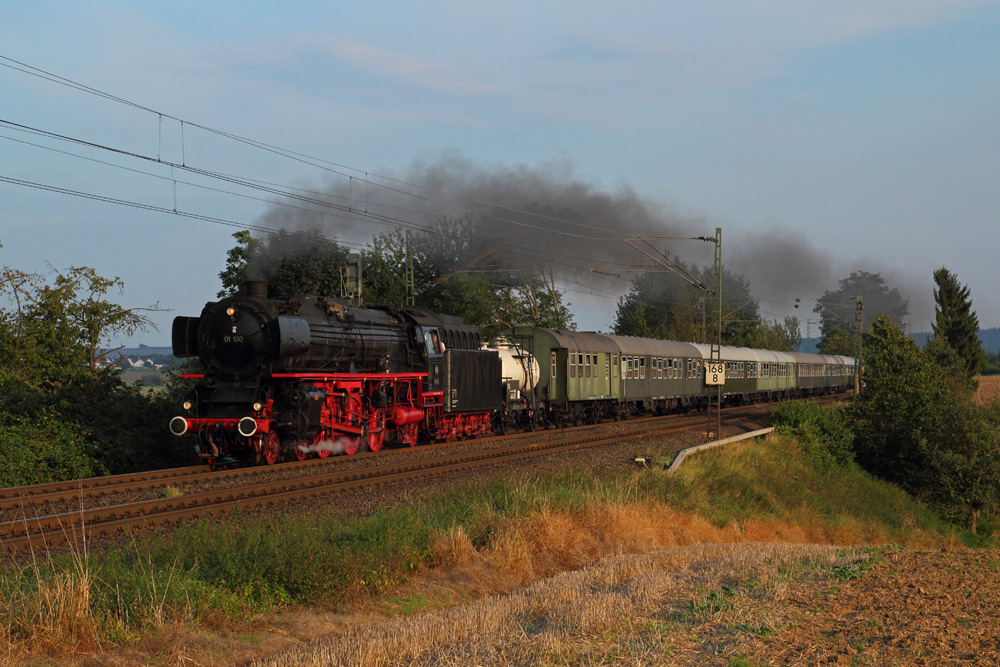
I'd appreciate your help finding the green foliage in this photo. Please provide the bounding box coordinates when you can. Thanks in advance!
[0,413,107,487]
[3,431,976,648]
[215,220,575,335]
[925,336,975,391]
[769,400,855,468]
[814,271,908,355]
[0,249,191,486]
[216,230,261,298]
[744,316,803,352]
[612,263,800,350]
[218,229,350,299]
[0,264,155,386]
[931,267,986,383]
[816,327,857,356]
[848,314,1000,529]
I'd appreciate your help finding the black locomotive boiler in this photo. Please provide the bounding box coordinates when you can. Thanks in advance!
[169,281,501,465]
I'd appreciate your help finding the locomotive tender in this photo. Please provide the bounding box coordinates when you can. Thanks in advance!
[169,282,855,465]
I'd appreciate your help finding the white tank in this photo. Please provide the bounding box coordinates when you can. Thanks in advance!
[486,336,540,392]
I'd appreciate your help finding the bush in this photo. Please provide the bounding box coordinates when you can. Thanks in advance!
[770,400,855,469]
[0,418,107,488]
[849,315,1000,530]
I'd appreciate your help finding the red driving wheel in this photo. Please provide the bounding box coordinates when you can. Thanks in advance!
[262,432,279,465]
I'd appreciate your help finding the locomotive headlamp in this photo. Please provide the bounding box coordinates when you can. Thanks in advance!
[226,307,236,316]
[182,401,193,410]
[253,402,263,411]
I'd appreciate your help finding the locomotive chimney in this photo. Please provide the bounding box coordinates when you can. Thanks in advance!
[244,280,268,299]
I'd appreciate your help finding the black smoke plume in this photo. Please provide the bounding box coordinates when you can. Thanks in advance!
[258,152,933,330]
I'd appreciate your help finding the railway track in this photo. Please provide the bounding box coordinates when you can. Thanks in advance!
[0,397,843,554]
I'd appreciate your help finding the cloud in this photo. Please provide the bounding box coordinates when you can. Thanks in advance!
[206,34,501,97]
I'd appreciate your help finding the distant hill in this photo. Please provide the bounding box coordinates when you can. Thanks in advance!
[103,345,174,361]
[802,329,1000,355]
[911,329,1000,354]
[979,328,1000,355]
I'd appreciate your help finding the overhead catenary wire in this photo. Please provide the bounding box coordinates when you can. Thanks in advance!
[0,54,638,240]
[3,53,774,315]
[0,121,635,293]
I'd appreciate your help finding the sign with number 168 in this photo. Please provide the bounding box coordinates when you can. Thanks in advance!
[705,362,726,385]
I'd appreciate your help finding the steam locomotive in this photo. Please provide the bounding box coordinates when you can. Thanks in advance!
[169,281,855,465]
[170,281,509,465]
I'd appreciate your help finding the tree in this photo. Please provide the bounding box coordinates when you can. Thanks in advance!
[749,316,803,352]
[0,263,156,387]
[218,229,349,299]
[216,221,576,337]
[0,247,194,484]
[612,261,798,349]
[217,230,262,298]
[931,267,986,384]
[816,327,857,356]
[814,271,908,355]
[848,314,1000,530]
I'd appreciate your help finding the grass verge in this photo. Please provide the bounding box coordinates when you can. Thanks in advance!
[0,429,987,663]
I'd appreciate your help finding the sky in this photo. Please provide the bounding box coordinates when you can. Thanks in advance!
[2,1,999,347]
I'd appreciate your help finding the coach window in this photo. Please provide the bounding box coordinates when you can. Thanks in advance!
[570,353,576,378]
[551,352,557,378]
[612,355,618,378]
[583,354,590,377]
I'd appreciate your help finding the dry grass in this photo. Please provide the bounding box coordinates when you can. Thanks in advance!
[1,433,962,665]
[0,529,190,667]
[251,542,850,667]
[249,492,947,666]
[975,375,1000,405]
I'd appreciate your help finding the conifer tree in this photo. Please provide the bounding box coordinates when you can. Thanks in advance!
[931,267,985,382]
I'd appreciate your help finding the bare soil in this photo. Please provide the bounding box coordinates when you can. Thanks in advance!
[741,547,1000,666]
[246,543,1000,667]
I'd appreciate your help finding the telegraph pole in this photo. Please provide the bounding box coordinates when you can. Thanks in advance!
[855,296,864,394]
[405,230,416,306]
[708,228,723,438]
[590,229,724,438]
